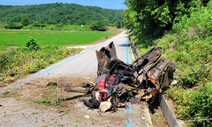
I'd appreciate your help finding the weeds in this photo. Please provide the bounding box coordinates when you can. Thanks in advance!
[166,83,212,127]
[31,112,39,115]
[33,86,62,106]
[26,39,40,51]
[0,42,82,82]
[152,2,212,126]
[1,89,17,97]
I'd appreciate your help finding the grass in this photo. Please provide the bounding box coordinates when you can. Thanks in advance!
[1,89,17,97]
[0,44,82,83]
[166,83,212,126]
[0,30,112,48]
[33,85,61,106]
[31,112,39,115]
[23,24,91,31]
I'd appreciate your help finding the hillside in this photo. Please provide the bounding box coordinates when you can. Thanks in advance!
[0,3,123,25]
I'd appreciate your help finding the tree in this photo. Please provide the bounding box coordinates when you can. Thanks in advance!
[5,23,23,29]
[124,0,210,47]
[0,3,124,26]
[116,20,123,29]
[90,20,108,31]
[21,16,30,26]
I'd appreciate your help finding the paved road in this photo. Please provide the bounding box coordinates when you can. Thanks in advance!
[42,31,132,78]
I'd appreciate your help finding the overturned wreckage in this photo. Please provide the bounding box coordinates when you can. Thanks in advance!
[82,42,175,112]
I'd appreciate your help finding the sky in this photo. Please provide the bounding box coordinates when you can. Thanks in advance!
[0,0,126,9]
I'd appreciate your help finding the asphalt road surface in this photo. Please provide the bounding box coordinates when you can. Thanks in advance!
[42,30,133,78]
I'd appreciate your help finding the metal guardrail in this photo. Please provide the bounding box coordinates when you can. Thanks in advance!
[130,41,140,59]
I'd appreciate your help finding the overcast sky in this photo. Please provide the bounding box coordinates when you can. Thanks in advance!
[0,0,126,9]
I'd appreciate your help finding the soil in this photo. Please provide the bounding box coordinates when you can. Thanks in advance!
[151,108,168,127]
[0,76,152,127]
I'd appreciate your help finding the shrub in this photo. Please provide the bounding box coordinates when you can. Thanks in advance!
[90,20,108,31]
[0,51,15,71]
[116,20,123,29]
[21,17,30,26]
[26,39,40,51]
[5,23,23,29]
[33,23,46,28]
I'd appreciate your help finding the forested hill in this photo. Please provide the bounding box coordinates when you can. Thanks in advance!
[0,3,124,25]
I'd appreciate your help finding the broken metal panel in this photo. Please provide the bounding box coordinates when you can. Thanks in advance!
[96,41,118,76]
[82,42,176,111]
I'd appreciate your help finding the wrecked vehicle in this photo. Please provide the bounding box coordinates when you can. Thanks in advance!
[76,42,175,112]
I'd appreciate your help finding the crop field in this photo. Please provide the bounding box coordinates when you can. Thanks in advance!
[0,30,112,48]
[22,24,91,31]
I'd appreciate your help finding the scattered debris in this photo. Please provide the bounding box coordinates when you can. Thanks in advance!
[99,98,112,113]
[83,42,175,112]
[85,115,90,119]
[171,80,178,85]
[56,42,175,112]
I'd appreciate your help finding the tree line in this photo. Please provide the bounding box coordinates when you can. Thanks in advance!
[0,3,124,27]
[124,0,210,47]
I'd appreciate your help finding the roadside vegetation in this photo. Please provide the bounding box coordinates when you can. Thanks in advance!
[125,0,212,126]
[0,39,82,86]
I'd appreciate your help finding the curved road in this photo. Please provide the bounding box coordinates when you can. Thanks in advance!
[41,31,132,78]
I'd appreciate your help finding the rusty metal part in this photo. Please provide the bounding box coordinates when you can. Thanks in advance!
[82,42,175,110]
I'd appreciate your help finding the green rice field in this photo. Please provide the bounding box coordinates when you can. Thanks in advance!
[0,30,112,48]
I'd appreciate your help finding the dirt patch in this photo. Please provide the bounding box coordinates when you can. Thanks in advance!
[1,76,152,127]
[164,95,177,115]
[151,108,168,127]
[2,76,129,126]
[15,76,95,104]
[0,97,73,127]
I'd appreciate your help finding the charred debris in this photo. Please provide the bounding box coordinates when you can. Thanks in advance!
[63,42,176,113]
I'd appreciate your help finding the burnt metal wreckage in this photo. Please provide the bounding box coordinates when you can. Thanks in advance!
[69,42,176,113]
